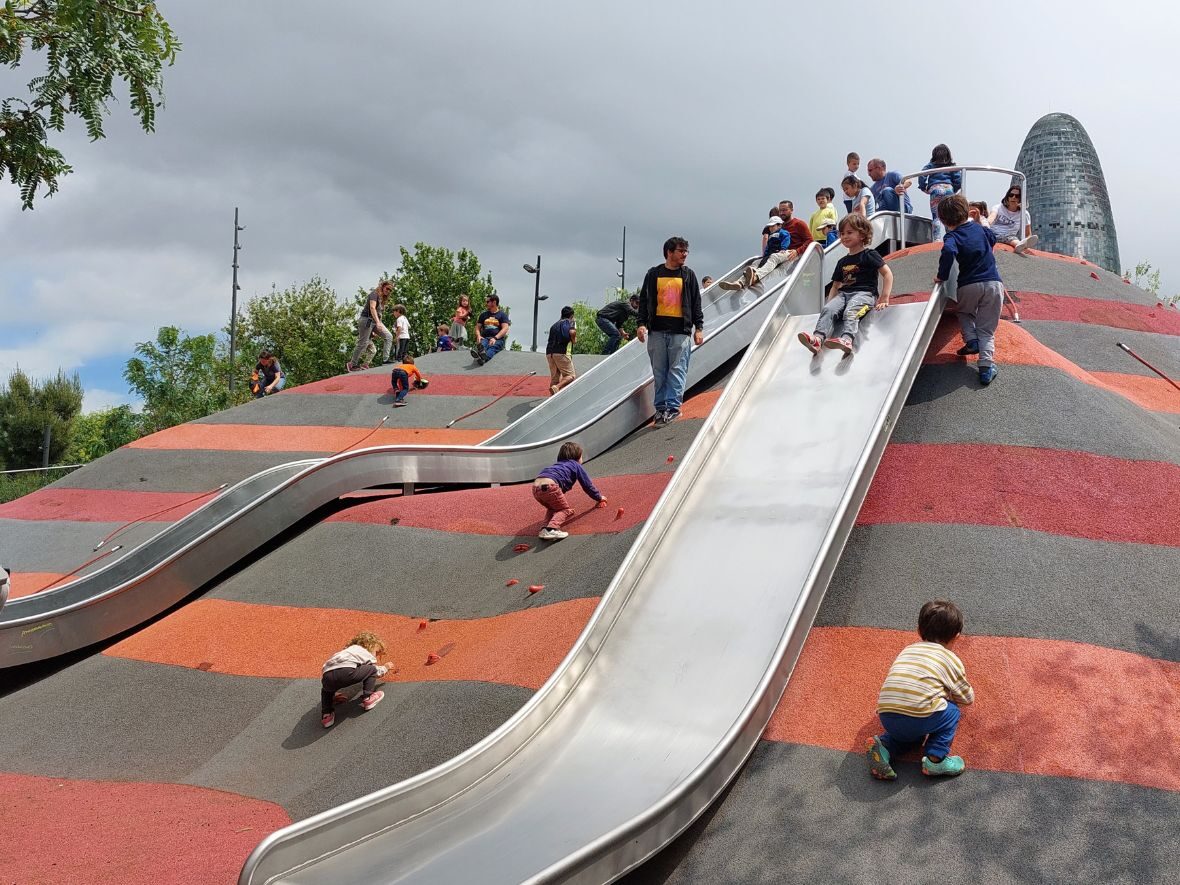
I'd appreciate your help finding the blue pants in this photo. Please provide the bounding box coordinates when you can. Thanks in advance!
[479,336,503,360]
[878,702,961,760]
[646,330,692,413]
[597,315,623,354]
[927,183,956,242]
[391,368,410,403]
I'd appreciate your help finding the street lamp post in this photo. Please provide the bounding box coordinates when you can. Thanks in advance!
[523,255,548,352]
[616,225,626,293]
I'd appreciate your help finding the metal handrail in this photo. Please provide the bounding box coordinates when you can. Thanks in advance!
[898,164,1027,250]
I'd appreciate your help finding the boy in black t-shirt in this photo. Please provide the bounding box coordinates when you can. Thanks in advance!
[799,214,893,355]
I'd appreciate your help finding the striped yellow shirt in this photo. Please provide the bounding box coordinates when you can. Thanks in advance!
[877,641,974,717]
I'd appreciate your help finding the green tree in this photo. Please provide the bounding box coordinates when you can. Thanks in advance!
[383,243,496,357]
[229,277,355,387]
[1,1,180,209]
[124,326,239,434]
[0,368,83,467]
[570,287,638,355]
[1122,261,1161,295]
[64,405,143,462]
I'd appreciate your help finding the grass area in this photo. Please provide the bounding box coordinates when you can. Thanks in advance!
[0,468,77,505]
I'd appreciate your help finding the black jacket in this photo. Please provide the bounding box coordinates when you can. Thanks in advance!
[637,264,704,336]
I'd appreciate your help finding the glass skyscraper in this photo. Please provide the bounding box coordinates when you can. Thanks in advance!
[1014,113,1121,273]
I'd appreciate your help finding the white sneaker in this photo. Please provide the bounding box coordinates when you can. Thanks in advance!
[539,527,568,541]
[1014,234,1038,254]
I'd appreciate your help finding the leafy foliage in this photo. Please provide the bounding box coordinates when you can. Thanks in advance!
[1,0,180,208]
[570,287,638,355]
[64,405,143,462]
[378,243,497,357]
[229,277,355,387]
[0,368,83,468]
[0,466,77,504]
[1122,261,1161,296]
[124,326,240,434]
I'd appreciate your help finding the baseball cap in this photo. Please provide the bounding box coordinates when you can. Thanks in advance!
[821,217,838,228]
[767,216,783,226]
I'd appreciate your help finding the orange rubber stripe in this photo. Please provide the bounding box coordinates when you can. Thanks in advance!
[104,597,600,690]
[0,772,290,885]
[127,424,495,452]
[679,388,722,419]
[926,315,1180,413]
[5,572,67,599]
[766,626,1180,793]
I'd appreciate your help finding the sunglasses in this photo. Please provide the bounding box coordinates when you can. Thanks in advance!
[1006,193,1021,200]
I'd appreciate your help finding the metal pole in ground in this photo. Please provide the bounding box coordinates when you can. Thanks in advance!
[229,207,244,393]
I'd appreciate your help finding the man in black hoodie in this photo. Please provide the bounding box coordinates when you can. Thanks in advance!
[635,236,704,425]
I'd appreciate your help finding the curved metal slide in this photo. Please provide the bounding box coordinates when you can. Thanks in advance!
[240,217,944,884]
[2,228,846,667]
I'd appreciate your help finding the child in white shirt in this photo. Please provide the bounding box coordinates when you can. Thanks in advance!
[321,631,393,727]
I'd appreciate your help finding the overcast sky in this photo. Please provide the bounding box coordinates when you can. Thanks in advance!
[2,0,1175,411]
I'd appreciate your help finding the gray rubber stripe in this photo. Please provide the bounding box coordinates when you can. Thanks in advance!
[48,448,323,492]
[897,362,1180,465]
[1023,320,1180,378]
[365,350,608,377]
[0,654,531,822]
[623,741,1180,885]
[212,522,639,618]
[822,523,1180,662]
[0,519,163,573]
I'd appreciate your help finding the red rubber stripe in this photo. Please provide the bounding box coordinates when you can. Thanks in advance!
[104,597,600,690]
[765,626,1180,793]
[1010,292,1180,335]
[293,373,555,397]
[327,472,671,535]
[0,488,207,523]
[0,771,290,885]
[859,442,1180,547]
[126,424,494,452]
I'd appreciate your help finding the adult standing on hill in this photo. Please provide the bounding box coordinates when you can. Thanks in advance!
[347,279,393,372]
[635,236,704,426]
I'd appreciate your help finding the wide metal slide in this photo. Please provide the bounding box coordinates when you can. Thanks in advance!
[241,216,945,884]
[2,222,849,666]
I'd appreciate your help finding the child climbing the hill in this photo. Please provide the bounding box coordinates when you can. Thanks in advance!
[390,355,428,407]
[533,441,606,541]
[798,214,892,355]
[934,194,1004,386]
[321,631,394,728]
[867,600,974,779]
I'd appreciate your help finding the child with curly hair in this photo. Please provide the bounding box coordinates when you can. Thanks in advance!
[320,631,394,728]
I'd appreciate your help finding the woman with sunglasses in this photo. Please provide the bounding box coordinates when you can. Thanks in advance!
[989,187,1038,254]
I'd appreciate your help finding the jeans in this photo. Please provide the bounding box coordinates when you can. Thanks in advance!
[477,336,504,360]
[927,183,956,241]
[391,368,410,403]
[351,318,393,365]
[878,702,961,760]
[815,290,876,342]
[956,280,1003,368]
[253,375,285,399]
[646,330,693,413]
[395,338,409,362]
[597,315,623,354]
[321,663,377,714]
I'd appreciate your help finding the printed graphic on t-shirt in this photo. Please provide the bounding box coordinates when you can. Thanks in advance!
[656,276,683,318]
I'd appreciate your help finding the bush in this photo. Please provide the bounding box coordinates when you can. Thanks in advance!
[0,369,83,469]
[65,406,144,463]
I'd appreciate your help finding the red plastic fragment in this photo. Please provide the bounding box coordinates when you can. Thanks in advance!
[425,652,440,665]
[1124,278,1131,284]
[666,455,675,463]
[506,578,519,587]
[527,584,544,594]
[1090,271,1100,280]
[513,543,530,552]
[417,619,428,632]
[616,507,624,520]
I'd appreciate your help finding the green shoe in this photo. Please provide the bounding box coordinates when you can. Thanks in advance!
[922,755,965,777]
[866,736,897,780]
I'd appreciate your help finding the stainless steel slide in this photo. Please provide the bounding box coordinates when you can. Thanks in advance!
[240,219,945,884]
[2,233,839,667]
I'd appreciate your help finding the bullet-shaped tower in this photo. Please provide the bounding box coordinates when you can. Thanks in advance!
[1015,113,1121,273]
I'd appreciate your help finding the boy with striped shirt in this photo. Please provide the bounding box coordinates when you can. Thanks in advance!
[868,600,974,779]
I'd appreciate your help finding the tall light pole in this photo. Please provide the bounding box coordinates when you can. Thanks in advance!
[616,225,626,293]
[523,256,548,352]
[228,207,244,393]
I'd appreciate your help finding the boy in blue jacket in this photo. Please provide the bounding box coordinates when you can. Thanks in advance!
[934,195,1003,386]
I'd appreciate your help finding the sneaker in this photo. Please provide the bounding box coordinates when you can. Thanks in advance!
[664,409,681,423]
[823,336,853,355]
[979,365,998,386]
[549,384,560,396]
[321,712,335,728]
[866,736,897,780]
[798,332,822,354]
[360,690,385,711]
[393,400,407,407]
[743,266,758,287]
[382,359,395,365]
[653,410,669,426]
[1014,234,1038,254]
[718,279,744,291]
[922,754,965,776]
[346,361,356,373]
[956,339,979,356]
[539,527,569,541]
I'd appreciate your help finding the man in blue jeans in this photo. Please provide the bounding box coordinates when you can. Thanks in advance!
[635,237,704,426]
[595,293,640,354]
[471,294,512,364]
